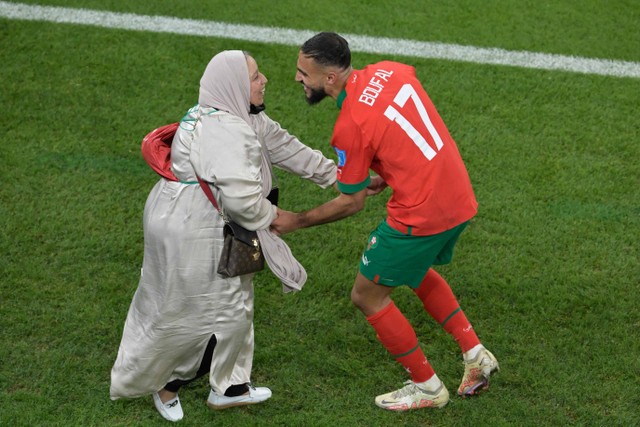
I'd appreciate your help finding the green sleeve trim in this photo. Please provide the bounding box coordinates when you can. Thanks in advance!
[337,176,370,194]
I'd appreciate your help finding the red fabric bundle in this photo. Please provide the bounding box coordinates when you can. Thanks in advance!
[141,122,179,181]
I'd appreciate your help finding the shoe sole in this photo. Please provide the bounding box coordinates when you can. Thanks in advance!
[375,400,449,411]
[207,400,263,410]
[459,378,489,397]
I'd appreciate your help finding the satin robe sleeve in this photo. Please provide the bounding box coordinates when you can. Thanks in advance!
[190,113,276,231]
[252,113,337,189]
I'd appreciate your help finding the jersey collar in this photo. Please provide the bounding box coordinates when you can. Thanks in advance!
[336,89,347,109]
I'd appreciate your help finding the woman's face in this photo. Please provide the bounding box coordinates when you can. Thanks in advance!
[247,55,268,106]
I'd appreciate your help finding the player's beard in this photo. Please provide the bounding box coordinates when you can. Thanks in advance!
[304,85,328,105]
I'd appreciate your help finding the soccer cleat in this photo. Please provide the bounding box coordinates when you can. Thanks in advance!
[457,348,500,396]
[207,384,272,410]
[374,380,449,411]
[152,392,184,422]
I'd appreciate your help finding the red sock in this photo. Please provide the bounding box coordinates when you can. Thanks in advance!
[366,301,435,383]
[413,269,480,353]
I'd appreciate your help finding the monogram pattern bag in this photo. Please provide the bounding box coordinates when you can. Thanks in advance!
[217,222,265,277]
[196,177,265,278]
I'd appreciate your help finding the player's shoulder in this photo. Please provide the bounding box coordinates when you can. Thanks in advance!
[362,60,415,75]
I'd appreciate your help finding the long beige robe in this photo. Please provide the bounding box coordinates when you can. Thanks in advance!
[109,107,336,399]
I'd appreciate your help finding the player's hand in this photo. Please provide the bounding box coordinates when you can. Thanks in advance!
[270,208,301,235]
[366,175,388,196]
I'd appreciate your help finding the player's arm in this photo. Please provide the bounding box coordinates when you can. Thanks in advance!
[271,188,367,235]
[299,188,367,227]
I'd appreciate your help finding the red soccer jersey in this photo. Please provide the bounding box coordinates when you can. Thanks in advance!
[331,61,477,235]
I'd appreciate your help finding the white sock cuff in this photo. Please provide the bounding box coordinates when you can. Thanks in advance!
[415,374,442,391]
[464,344,485,362]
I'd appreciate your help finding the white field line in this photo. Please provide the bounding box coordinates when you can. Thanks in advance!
[2,1,639,79]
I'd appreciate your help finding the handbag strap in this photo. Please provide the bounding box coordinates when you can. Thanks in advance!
[196,176,224,217]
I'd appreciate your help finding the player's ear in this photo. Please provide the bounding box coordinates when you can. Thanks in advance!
[326,70,337,84]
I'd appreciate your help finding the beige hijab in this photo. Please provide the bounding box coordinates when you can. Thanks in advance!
[198,50,306,292]
[199,50,253,128]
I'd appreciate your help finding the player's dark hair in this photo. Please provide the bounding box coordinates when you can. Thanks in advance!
[300,32,351,70]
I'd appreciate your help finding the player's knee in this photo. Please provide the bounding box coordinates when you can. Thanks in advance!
[351,286,386,316]
[350,286,367,312]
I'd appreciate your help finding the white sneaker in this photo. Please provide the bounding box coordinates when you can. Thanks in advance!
[152,392,184,422]
[375,380,449,411]
[207,384,272,410]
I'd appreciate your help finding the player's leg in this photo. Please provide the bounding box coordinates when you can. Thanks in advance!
[413,268,480,353]
[412,237,499,397]
[351,273,449,410]
[416,221,499,396]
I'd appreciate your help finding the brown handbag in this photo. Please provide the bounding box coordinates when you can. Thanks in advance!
[197,177,265,277]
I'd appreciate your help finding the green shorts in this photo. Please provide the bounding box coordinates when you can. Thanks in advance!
[359,219,469,289]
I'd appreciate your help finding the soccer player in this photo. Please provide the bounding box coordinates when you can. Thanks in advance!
[271,32,499,411]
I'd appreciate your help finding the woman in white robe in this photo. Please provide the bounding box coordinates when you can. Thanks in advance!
[110,50,336,422]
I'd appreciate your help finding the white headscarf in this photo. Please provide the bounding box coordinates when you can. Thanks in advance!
[198,50,306,292]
